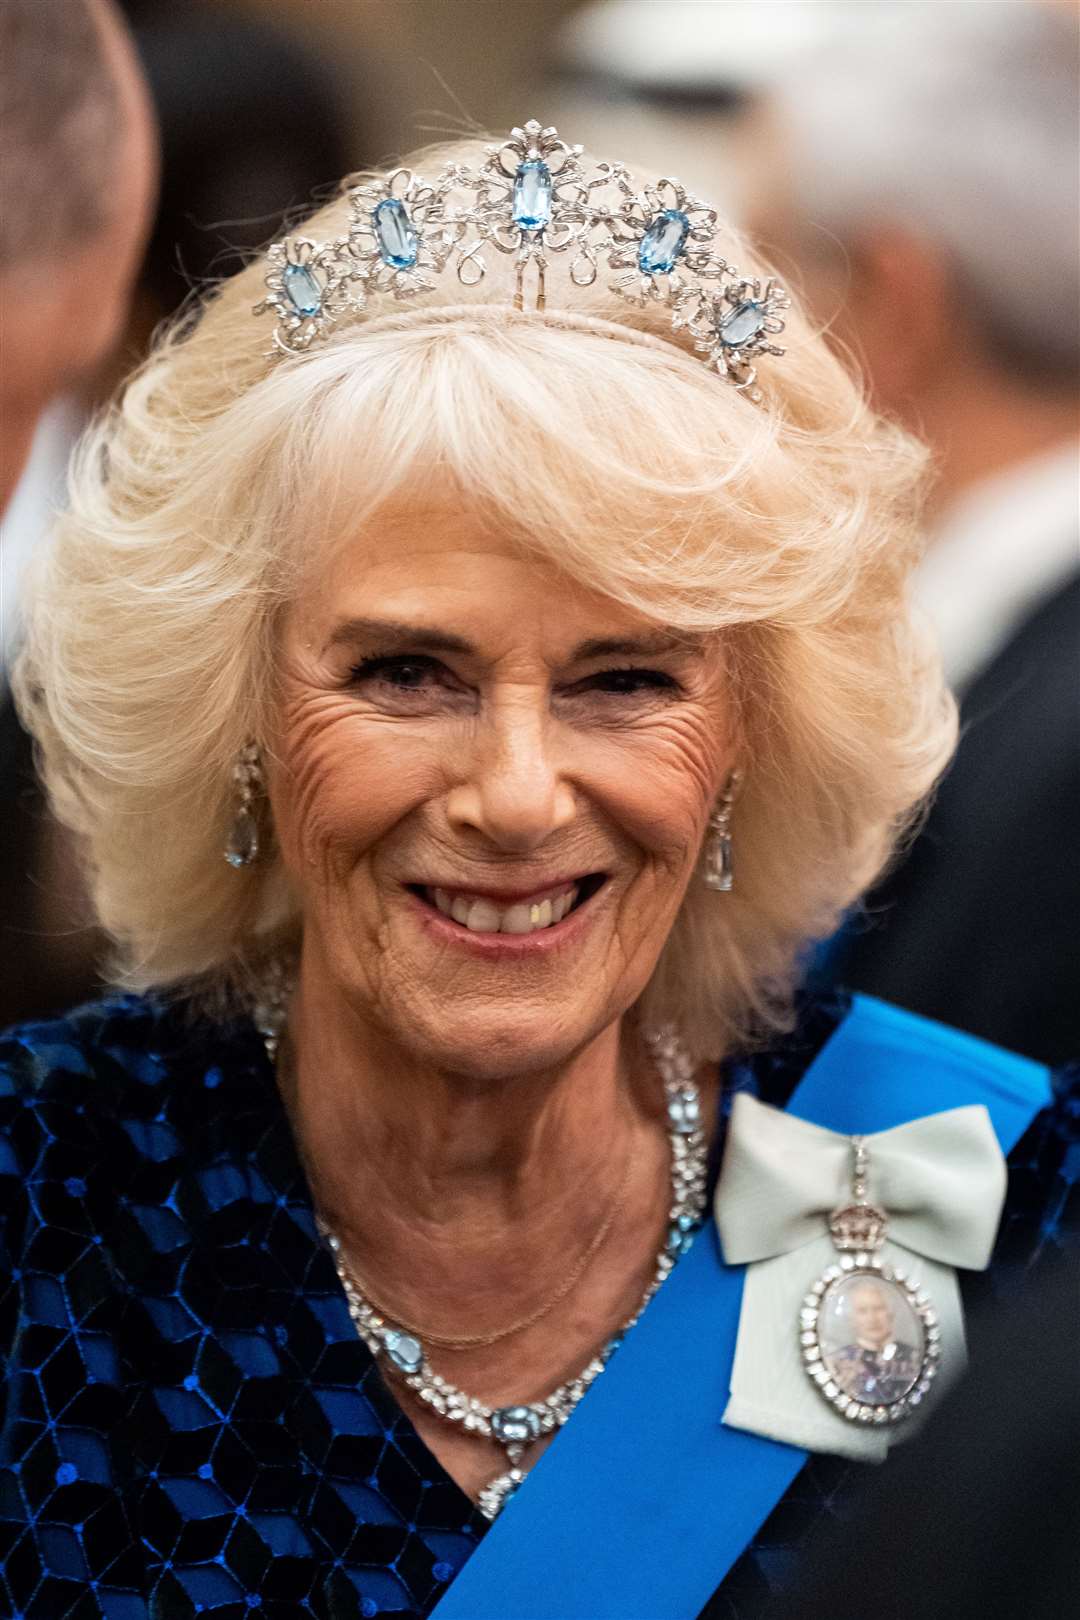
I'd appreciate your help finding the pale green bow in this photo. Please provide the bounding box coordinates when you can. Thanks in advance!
[714,1094,1007,1461]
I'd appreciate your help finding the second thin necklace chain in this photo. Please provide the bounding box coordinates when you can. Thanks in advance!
[255,966,710,1521]
[316,1026,710,1520]
[331,1134,642,1352]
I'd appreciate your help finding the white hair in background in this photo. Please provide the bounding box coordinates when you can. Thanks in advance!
[773,2,1080,379]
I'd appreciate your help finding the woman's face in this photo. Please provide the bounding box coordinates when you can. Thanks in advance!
[267,498,735,1078]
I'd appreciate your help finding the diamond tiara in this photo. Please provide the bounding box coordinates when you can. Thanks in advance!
[254,119,790,398]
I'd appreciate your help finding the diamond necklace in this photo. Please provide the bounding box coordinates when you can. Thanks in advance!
[254,976,708,1520]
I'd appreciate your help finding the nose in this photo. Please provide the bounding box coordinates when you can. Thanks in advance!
[445,694,576,854]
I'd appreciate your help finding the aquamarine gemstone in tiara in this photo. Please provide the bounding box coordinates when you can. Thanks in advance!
[638,209,690,275]
[255,120,791,393]
[373,198,419,271]
[512,160,553,230]
[719,300,767,347]
[282,263,323,318]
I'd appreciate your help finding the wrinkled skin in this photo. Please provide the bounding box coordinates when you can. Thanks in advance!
[264,495,735,1498]
[267,498,735,1084]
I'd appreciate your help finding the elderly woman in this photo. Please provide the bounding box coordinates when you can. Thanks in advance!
[1,126,1075,1620]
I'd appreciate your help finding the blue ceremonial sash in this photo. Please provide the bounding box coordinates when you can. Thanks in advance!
[431,995,1052,1620]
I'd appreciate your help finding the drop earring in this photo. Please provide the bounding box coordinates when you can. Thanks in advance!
[703,770,740,892]
[224,742,264,869]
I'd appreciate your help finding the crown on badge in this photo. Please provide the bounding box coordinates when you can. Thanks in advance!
[828,1202,889,1252]
[254,119,790,399]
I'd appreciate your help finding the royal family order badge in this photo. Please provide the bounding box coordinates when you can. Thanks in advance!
[801,1138,941,1425]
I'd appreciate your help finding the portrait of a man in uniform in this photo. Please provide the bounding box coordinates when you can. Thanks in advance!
[823,1278,922,1405]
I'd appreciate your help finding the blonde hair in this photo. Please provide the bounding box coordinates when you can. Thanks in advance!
[14,139,956,1057]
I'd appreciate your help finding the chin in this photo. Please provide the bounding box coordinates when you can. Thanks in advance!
[392,999,613,1085]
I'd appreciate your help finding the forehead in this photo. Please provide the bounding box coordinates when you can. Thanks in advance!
[291,496,669,645]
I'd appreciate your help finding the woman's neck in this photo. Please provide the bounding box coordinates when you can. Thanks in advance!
[276,950,715,1501]
[280,952,669,1352]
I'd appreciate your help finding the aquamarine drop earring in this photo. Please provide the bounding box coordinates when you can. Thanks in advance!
[224,743,263,869]
[702,770,740,891]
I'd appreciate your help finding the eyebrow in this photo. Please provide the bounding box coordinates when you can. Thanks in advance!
[571,633,705,661]
[323,618,705,662]
[323,618,474,658]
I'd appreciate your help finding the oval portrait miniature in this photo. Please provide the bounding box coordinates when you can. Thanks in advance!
[820,1272,924,1404]
[802,1258,940,1424]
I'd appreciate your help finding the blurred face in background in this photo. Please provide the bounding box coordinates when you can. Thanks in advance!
[0,0,157,517]
[734,100,897,404]
[739,70,1080,440]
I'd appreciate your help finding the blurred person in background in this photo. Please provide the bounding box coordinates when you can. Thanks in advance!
[743,1,1079,1066]
[731,20,1080,1608]
[0,0,157,518]
[0,0,350,1029]
[0,0,156,1026]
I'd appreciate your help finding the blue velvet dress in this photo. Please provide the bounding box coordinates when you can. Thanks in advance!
[1,991,1076,1619]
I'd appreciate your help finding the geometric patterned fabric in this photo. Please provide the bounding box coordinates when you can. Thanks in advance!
[1,992,1076,1618]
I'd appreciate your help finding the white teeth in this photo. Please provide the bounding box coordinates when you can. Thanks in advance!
[465,900,502,933]
[500,903,534,934]
[427,884,580,934]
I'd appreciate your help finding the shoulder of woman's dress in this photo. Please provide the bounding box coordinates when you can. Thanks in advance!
[1,991,164,1089]
[0,990,243,1118]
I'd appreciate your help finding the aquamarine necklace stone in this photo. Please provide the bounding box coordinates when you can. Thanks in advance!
[638,208,691,275]
[282,262,323,318]
[382,1327,423,1374]
[719,299,767,348]
[314,1025,709,1521]
[512,159,553,230]
[491,1405,542,1446]
[372,196,420,270]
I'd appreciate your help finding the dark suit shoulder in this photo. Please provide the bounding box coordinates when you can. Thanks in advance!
[957,570,1080,780]
[835,572,1080,1063]
[965,570,1079,708]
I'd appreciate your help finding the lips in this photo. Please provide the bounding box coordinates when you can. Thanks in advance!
[410,875,605,937]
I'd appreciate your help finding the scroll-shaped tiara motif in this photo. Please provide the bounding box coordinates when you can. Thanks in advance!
[254,119,790,398]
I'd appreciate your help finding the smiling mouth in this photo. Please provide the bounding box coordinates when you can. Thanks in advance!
[409,875,607,936]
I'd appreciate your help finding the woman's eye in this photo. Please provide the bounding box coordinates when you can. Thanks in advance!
[349,654,442,690]
[345,654,473,713]
[586,667,679,696]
